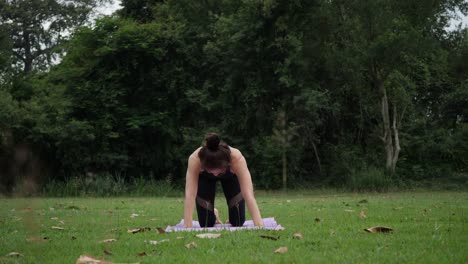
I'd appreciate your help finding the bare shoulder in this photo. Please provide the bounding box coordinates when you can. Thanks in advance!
[229,146,244,163]
[189,147,202,162]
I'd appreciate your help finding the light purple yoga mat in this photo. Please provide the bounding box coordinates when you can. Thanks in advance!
[165,217,284,232]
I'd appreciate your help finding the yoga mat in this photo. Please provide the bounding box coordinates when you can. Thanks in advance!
[165,217,284,232]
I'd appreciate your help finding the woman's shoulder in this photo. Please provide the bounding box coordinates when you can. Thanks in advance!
[189,147,203,159]
[229,146,244,163]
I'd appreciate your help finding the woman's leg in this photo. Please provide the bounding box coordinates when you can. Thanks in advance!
[220,175,245,227]
[196,175,217,227]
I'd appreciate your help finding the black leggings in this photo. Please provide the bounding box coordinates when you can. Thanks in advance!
[196,171,245,227]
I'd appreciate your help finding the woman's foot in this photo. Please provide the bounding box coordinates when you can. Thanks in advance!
[214,208,222,224]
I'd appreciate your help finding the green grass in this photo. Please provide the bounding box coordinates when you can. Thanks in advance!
[0,191,467,263]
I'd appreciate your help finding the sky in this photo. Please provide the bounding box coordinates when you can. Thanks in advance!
[96,0,468,29]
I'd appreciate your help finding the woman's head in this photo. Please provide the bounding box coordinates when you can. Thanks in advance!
[198,133,231,170]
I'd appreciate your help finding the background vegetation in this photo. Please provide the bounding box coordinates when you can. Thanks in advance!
[1,0,467,195]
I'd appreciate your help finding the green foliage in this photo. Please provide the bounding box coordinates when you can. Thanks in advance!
[0,0,108,73]
[1,0,468,192]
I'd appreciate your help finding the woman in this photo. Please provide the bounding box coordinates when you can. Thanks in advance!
[183,133,264,228]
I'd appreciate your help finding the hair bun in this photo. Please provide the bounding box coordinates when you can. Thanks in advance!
[205,133,220,151]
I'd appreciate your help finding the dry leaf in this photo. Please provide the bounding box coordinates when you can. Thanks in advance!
[100,239,116,243]
[50,217,58,220]
[274,246,288,254]
[6,252,23,257]
[75,255,112,264]
[364,226,393,233]
[59,220,65,225]
[293,233,303,239]
[26,237,50,242]
[130,214,139,218]
[127,227,150,234]
[196,233,221,239]
[52,226,65,230]
[359,211,367,218]
[344,209,355,213]
[260,235,279,241]
[314,217,321,223]
[137,252,147,257]
[156,227,166,234]
[176,236,184,240]
[103,250,112,256]
[185,241,197,249]
[147,239,169,245]
[274,225,285,231]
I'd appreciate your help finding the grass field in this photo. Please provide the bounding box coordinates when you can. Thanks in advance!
[0,191,467,263]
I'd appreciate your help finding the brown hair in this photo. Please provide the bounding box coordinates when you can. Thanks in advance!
[198,133,231,169]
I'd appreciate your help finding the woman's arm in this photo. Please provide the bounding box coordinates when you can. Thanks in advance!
[183,153,200,228]
[231,150,264,227]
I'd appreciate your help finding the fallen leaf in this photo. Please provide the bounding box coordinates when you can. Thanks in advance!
[156,227,165,234]
[130,214,139,218]
[274,225,285,231]
[146,239,169,245]
[137,252,147,257]
[26,237,50,242]
[293,233,303,239]
[52,226,65,230]
[359,211,367,218]
[176,236,184,240]
[100,239,116,243]
[103,250,112,256]
[127,227,151,234]
[274,246,288,254]
[50,217,58,220]
[344,209,355,213]
[185,241,197,249]
[5,252,22,257]
[75,255,112,264]
[196,233,221,239]
[260,235,279,241]
[364,226,393,233]
[314,217,321,223]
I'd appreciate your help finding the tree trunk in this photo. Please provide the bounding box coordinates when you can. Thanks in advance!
[280,110,287,190]
[311,141,322,174]
[23,30,33,73]
[282,145,287,190]
[391,105,401,173]
[379,80,401,174]
[379,80,393,171]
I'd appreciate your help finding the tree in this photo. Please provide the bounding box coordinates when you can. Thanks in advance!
[0,0,109,73]
[326,0,467,174]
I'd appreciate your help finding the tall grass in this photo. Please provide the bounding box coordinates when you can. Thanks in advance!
[41,174,181,197]
[346,166,394,192]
